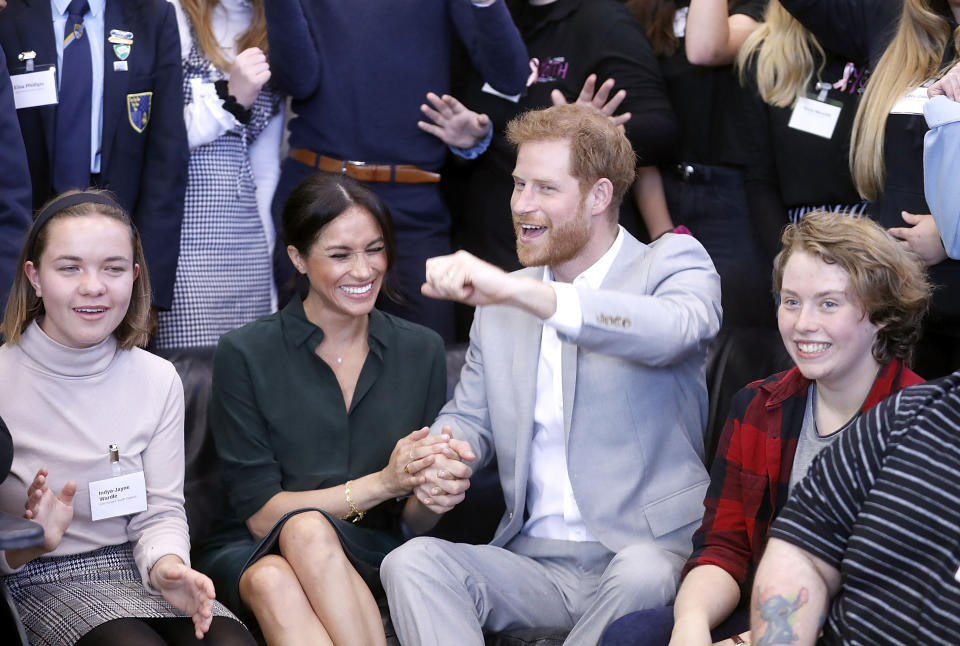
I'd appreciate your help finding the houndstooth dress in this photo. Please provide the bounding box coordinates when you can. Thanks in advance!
[154,31,281,350]
[5,543,237,645]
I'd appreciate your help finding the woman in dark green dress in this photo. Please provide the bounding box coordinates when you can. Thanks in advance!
[195,173,468,645]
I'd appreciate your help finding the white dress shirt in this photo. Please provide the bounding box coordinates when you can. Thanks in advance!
[521,226,624,542]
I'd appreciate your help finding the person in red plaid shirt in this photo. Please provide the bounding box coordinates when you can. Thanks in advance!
[602,210,932,646]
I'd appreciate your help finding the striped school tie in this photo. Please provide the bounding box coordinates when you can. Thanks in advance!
[53,0,92,192]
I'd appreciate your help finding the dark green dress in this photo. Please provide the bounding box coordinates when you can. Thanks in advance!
[194,298,446,612]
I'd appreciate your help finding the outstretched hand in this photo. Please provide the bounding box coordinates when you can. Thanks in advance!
[150,555,215,639]
[418,92,491,149]
[23,467,76,553]
[551,74,631,129]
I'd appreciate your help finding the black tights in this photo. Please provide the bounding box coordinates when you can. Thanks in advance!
[74,616,255,646]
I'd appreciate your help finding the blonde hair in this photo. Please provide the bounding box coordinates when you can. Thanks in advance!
[736,0,826,107]
[180,0,267,72]
[850,0,959,200]
[1,190,152,349]
[505,103,637,219]
[772,211,931,363]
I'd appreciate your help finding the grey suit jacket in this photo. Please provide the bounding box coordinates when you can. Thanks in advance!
[434,231,722,558]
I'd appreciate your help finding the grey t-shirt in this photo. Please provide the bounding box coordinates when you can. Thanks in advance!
[789,384,847,491]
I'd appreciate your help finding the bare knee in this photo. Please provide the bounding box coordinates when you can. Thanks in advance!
[239,554,299,610]
[278,510,341,558]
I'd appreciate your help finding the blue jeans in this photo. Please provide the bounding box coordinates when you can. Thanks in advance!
[601,605,750,646]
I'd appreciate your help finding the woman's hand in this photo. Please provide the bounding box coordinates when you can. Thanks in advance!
[23,467,76,553]
[227,47,271,109]
[150,555,215,639]
[929,62,960,101]
[888,212,948,266]
[417,92,491,149]
[378,427,455,498]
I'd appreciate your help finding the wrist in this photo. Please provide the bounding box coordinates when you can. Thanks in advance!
[507,277,557,319]
[215,80,253,123]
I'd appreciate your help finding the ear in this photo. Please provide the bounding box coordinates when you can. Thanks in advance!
[133,263,140,281]
[588,178,614,216]
[287,245,307,275]
[23,261,41,297]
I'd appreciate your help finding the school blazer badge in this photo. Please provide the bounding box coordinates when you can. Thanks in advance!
[126,92,152,133]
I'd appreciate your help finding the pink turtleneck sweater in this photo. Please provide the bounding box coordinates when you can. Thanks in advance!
[0,322,190,591]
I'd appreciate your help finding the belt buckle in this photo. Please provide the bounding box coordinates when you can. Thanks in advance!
[341,160,367,173]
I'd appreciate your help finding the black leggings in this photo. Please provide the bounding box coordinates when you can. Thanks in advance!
[74,616,255,646]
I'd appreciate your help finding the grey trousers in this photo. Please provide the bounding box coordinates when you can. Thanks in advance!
[380,534,685,646]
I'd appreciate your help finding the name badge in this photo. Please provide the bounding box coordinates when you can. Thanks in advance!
[88,471,147,521]
[788,95,842,139]
[891,84,931,115]
[11,66,57,109]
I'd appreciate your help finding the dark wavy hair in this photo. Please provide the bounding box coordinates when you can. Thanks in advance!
[772,211,932,364]
[281,172,401,302]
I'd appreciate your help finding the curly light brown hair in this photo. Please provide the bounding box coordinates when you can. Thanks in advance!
[772,211,932,364]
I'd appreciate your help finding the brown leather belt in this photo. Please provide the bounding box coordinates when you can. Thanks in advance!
[289,148,440,184]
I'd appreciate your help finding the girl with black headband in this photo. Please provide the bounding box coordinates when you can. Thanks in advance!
[0,191,254,646]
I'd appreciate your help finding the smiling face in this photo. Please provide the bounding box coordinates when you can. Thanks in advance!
[511,139,594,272]
[24,214,137,349]
[777,250,881,389]
[289,205,387,321]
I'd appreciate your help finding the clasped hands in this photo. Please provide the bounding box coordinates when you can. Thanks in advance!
[383,427,476,515]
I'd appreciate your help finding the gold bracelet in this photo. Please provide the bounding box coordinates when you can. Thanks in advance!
[341,480,366,523]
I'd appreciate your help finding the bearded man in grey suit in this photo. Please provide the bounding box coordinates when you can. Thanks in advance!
[380,103,722,646]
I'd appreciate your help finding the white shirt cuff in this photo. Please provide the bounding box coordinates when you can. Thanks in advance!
[185,78,240,150]
[545,282,582,338]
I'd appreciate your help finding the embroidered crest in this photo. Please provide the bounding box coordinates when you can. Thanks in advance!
[113,43,131,60]
[126,92,152,133]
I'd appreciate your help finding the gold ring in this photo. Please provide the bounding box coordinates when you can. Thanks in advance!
[404,462,412,475]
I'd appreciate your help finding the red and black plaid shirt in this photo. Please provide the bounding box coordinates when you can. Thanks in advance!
[682,359,923,591]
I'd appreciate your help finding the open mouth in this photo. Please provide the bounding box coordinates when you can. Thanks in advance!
[74,307,107,315]
[796,341,830,356]
[518,223,547,242]
[340,282,374,297]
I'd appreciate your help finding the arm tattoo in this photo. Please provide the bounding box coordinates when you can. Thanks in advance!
[755,587,810,645]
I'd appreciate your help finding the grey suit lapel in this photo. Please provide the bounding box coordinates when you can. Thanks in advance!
[510,308,541,515]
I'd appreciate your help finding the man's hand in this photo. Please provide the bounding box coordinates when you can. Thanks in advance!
[418,92,491,149]
[150,555,216,639]
[422,250,520,306]
[228,47,271,109]
[551,74,630,129]
[414,433,475,514]
[379,428,454,498]
[888,212,948,266]
[929,62,960,101]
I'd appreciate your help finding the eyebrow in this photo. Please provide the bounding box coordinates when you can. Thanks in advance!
[780,288,846,298]
[323,238,385,252]
[51,255,131,263]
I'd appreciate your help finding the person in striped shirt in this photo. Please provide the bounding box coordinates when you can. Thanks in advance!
[752,374,960,645]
